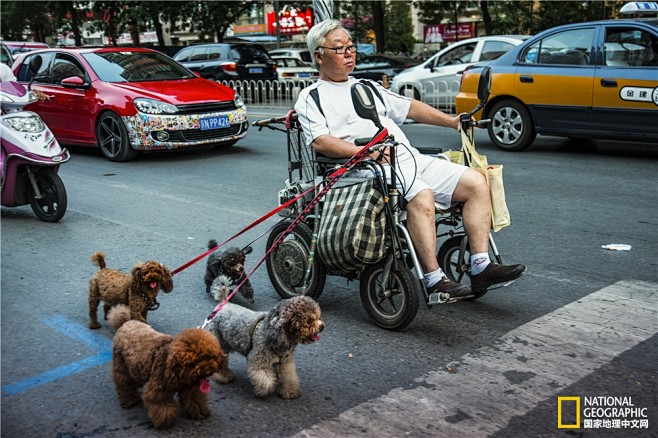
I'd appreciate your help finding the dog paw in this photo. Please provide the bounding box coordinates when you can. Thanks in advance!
[184,404,210,420]
[88,321,101,329]
[119,396,141,409]
[213,370,235,384]
[279,388,301,400]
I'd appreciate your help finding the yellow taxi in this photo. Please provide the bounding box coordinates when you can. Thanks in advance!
[455,4,658,151]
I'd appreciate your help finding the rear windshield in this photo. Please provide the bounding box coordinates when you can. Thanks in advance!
[230,45,271,62]
[82,51,195,82]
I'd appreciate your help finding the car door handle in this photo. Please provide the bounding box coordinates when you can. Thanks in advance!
[600,79,618,87]
[519,75,533,83]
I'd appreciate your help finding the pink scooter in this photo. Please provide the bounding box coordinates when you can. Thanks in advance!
[1,56,70,222]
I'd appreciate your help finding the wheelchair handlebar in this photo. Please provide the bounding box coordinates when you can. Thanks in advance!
[252,115,288,127]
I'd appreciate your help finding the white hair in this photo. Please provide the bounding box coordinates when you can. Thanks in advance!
[306,19,352,68]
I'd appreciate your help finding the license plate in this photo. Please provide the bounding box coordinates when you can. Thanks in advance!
[199,115,230,131]
[249,67,263,74]
[298,72,310,78]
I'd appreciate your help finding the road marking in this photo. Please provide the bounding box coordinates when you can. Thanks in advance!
[1,315,112,396]
[292,280,657,437]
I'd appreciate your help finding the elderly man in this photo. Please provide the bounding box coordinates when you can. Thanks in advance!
[294,19,525,299]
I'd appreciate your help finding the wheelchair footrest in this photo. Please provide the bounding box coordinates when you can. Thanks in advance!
[427,292,451,305]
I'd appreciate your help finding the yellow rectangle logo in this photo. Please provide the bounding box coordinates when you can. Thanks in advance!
[558,396,580,429]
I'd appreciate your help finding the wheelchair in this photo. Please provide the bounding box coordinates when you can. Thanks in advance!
[253,69,505,330]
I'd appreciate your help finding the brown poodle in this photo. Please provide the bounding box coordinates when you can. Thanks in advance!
[88,251,173,329]
[108,304,227,429]
[205,296,324,399]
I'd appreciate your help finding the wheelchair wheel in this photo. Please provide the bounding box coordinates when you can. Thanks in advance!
[360,258,419,330]
[437,236,488,300]
[266,219,326,300]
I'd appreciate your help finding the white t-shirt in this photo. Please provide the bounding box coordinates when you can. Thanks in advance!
[295,77,420,165]
[0,63,16,82]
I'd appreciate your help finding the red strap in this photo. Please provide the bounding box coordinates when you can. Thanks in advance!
[200,128,390,326]
[170,183,317,275]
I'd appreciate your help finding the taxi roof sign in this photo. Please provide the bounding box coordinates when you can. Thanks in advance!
[620,2,658,14]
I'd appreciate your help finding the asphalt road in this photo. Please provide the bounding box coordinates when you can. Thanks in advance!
[1,107,656,438]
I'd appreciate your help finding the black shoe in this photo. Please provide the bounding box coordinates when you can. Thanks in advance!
[427,278,472,298]
[470,263,526,292]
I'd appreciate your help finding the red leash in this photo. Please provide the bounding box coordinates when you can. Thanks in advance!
[200,128,389,328]
[170,183,317,276]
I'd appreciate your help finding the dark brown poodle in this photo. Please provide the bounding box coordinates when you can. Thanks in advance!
[108,304,227,429]
[88,251,173,329]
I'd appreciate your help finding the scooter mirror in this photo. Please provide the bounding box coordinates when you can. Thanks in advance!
[351,82,383,130]
[28,55,43,75]
[477,66,491,103]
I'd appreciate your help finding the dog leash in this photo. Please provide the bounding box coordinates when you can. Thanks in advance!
[170,183,318,276]
[199,128,390,329]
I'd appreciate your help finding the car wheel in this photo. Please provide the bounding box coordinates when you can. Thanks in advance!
[96,112,139,162]
[487,100,536,151]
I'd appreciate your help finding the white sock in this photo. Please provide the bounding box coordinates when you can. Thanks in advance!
[470,253,491,275]
[424,268,447,287]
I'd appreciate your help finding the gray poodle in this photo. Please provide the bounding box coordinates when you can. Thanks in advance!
[205,296,324,399]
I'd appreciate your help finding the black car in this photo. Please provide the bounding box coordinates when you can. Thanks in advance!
[173,43,277,82]
[351,54,420,82]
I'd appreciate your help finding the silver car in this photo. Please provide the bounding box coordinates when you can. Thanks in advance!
[390,35,529,111]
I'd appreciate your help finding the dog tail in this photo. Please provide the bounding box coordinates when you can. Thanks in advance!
[107,304,131,330]
[208,239,219,250]
[91,251,107,270]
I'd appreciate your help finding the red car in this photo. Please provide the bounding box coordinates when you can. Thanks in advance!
[12,47,248,161]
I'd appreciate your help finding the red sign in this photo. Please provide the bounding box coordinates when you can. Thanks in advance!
[267,7,314,35]
[424,23,474,43]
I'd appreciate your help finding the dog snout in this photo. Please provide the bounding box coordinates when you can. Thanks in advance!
[318,320,325,332]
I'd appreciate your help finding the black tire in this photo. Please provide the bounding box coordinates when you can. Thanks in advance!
[437,236,488,300]
[487,99,536,152]
[28,169,67,222]
[266,219,326,300]
[360,258,419,330]
[96,112,139,162]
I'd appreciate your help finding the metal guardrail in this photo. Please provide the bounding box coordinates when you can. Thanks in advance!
[218,79,458,114]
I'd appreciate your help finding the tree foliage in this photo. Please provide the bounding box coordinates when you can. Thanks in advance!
[0,1,638,50]
[385,1,415,55]
[413,0,631,37]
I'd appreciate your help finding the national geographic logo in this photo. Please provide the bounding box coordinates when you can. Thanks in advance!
[558,396,650,430]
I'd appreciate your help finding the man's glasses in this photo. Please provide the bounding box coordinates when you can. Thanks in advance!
[316,44,357,55]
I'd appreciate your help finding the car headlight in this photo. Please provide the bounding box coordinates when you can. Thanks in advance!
[28,91,38,103]
[234,92,244,108]
[134,98,178,115]
[4,115,45,132]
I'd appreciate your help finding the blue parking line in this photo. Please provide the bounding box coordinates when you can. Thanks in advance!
[1,315,112,397]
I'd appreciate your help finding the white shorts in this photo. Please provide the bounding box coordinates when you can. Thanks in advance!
[387,153,467,210]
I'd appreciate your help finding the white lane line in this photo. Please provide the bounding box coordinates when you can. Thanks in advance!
[293,280,657,438]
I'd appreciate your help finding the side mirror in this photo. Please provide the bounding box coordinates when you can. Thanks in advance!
[477,66,491,103]
[27,55,43,90]
[351,82,383,130]
[61,76,86,88]
[28,55,42,75]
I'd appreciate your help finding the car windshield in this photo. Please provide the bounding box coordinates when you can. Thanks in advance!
[81,50,195,82]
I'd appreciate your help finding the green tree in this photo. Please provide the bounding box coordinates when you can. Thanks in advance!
[385,1,415,55]
[191,1,257,42]
[47,1,88,46]
[0,1,54,42]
